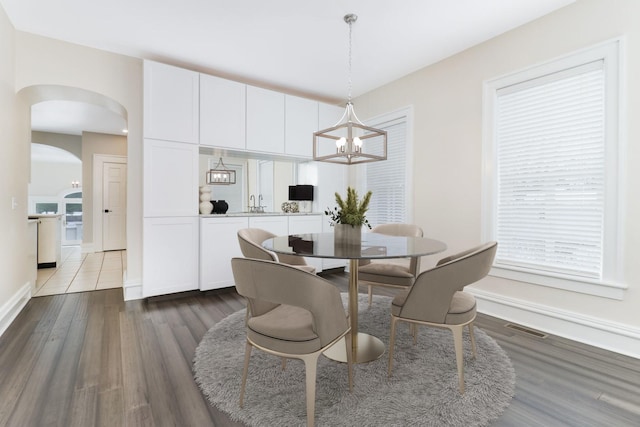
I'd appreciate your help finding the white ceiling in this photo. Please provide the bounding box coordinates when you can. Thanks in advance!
[31,100,128,136]
[2,0,574,135]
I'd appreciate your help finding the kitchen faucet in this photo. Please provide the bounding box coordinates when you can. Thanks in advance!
[249,194,255,212]
[258,194,264,212]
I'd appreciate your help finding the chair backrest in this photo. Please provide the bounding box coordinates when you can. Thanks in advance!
[237,228,308,267]
[231,257,348,346]
[371,223,423,238]
[368,223,424,274]
[237,228,278,261]
[398,241,498,323]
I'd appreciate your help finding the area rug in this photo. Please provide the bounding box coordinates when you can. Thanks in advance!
[193,294,515,426]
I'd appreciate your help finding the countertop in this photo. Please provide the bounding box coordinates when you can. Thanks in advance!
[28,214,62,219]
[200,212,322,218]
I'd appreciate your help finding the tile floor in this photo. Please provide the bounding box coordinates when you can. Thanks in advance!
[34,246,125,297]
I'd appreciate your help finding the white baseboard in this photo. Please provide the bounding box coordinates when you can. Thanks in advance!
[0,282,32,338]
[123,279,143,301]
[468,287,640,360]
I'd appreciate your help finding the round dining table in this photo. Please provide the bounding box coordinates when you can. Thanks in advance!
[263,231,447,363]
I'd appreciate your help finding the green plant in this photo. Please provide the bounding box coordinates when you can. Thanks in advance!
[324,187,372,229]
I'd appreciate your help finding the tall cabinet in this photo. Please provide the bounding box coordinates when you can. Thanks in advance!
[142,59,348,298]
[143,60,200,298]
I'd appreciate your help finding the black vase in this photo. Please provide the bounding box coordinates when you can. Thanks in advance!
[212,200,229,214]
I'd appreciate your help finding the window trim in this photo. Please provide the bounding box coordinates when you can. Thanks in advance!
[481,38,626,300]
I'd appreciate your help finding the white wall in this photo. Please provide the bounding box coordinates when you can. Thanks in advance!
[29,160,82,197]
[14,31,143,290]
[354,0,640,355]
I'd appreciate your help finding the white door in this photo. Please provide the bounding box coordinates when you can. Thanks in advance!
[103,162,127,251]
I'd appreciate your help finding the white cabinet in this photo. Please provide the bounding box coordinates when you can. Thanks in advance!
[144,60,199,144]
[143,217,199,297]
[288,215,323,273]
[248,215,288,236]
[30,215,62,268]
[318,102,344,130]
[144,139,199,217]
[246,86,285,154]
[200,216,249,290]
[200,74,246,150]
[285,95,318,157]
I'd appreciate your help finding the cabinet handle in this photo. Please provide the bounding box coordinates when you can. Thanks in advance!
[104,209,111,213]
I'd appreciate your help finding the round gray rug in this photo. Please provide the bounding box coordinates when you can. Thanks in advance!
[193,294,515,426]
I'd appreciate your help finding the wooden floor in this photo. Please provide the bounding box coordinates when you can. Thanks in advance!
[1,271,639,426]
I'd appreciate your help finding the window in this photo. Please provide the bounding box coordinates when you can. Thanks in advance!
[482,39,625,299]
[364,108,412,227]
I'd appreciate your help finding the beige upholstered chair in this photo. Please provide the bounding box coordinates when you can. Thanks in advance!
[387,241,498,394]
[231,257,352,427]
[237,228,316,274]
[358,223,424,306]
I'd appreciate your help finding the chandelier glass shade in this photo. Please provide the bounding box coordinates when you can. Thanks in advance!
[312,13,387,165]
[206,157,236,185]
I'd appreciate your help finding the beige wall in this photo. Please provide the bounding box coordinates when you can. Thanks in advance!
[355,0,640,329]
[0,4,31,311]
[14,32,143,286]
[31,131,82,159]
[81,131,127,243]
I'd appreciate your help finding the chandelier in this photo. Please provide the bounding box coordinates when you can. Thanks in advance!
[313,14,387,165]
[206,157,236,185]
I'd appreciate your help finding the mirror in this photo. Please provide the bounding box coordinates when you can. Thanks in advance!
[199,150,297,214]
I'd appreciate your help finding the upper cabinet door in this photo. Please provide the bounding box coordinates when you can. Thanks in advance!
[200,74,246,149]
[144,61,199,144]
[318,102,344,130]
[246,86,285,154]
[143,139,199,217]
[285,95,318,158]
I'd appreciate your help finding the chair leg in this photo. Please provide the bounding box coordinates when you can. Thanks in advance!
[368,285,373,307]
[303,354,320,427]
[345,330,353,392]
[468,322,477,359]
[388,316,398,377]
[281,358,287,370]
[451,326,465,394]
[411,323,418,345]
[239,341,253,407]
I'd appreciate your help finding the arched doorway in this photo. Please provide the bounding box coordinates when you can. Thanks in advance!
[20,85,129,295]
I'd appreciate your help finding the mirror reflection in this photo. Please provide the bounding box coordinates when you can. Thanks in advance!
[198,150,299,214]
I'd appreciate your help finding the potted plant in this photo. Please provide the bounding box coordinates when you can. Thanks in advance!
[325,187,372,245]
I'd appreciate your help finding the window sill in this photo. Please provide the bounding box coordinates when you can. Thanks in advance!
[489,266,627,300]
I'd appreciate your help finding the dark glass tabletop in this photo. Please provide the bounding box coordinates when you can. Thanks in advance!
[263,232,447,260]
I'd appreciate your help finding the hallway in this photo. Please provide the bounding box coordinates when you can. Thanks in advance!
[34,246,125,296]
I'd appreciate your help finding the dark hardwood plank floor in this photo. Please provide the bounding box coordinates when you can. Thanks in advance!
[0,271,638,426]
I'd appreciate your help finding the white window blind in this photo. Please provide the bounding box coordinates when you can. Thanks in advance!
[366,119,407,227]
[495,61,605,279]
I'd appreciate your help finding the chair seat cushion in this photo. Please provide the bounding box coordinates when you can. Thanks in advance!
[359,261,415,287]
[295,264,317,274]
[444,291,476,325]
[391,290,409,316]
[247,304,321,354]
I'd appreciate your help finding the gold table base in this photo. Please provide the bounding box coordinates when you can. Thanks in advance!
[323,332,385,363]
